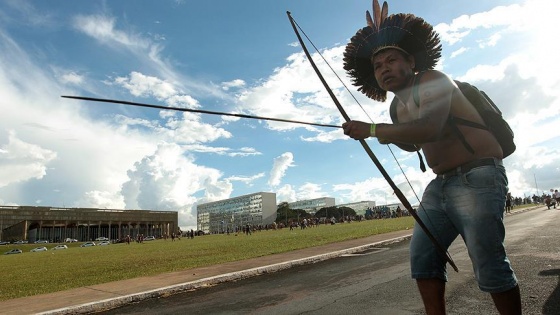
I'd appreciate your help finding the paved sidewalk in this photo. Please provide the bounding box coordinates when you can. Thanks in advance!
[2,229,414,315]
[1,206,538,315]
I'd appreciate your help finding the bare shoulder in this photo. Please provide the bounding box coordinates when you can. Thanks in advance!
[415,70,455,109]
[417,70,454,88]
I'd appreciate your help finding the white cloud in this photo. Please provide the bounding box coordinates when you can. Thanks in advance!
[268,152,295,187]
[435,3,523,45]
[0,131,57,188]
[59,71,84,85]
[77,190,125,209]
[295,182,325,201]
[221,79,245,90]
[226,173,265,185]
[450,47,468,59]
[73,15,150,49]
[114,72,181,103]
[72,13,231,101]
[236,46,352,133]
[121,142,232,228]
[301,129,345,143]
[276,184,297,203]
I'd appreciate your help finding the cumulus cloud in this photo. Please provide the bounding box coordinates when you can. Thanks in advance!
[276,184,297,203]
[77,190,125,209]
[295,182,325,201]
[0,131,57,188]
[235,46,358,132]
[434,4,523,46]
[121,142,232,227]
[268,152,295,187]
[114,72,185,104]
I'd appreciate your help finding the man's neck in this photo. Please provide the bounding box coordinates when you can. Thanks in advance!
[393,74,416,104]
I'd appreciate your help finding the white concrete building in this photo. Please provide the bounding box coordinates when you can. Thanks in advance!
[196,192,277,234]
[337,200,377,216]
[288,197,335,214]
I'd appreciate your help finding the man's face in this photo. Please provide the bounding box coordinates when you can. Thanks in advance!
[372,49,414,92]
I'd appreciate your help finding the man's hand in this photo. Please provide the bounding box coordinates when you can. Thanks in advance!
[342,121,374,140]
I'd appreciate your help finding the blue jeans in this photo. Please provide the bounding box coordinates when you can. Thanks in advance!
[410,159,518,293]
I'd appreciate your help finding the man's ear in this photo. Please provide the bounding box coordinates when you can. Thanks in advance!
[407,55,416,70]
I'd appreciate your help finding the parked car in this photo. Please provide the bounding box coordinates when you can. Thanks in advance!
[34,240,48,244]
[30,246,48,252]
[80,242,96,247]
[144,236,156,241]
[98,241,110,246]
[53,244,68,250]
[13,240,29,244]
[0,241,10,245]
[4,249,22,255]
[65,238,78,243]
[95,237,109,241]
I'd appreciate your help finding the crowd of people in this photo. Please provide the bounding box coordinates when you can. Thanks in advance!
[505,190,560,212]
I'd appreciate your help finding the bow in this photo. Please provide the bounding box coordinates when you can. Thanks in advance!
[286,11,458,272]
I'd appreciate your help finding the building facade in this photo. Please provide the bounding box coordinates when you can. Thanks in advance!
[197,192,277,234]
[0,205,178,242]
[288,197,335,214]
[337,200,377,216]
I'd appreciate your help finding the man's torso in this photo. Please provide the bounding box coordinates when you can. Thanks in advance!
[395,76,503,174]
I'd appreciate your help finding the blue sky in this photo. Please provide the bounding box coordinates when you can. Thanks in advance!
[1,0,558,230]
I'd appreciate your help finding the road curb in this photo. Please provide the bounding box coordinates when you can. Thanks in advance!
[38,234,412,314]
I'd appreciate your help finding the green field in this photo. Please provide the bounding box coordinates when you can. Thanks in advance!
[0,217,414,301]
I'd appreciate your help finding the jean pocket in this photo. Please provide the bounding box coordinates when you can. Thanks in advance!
[461,167,497,189]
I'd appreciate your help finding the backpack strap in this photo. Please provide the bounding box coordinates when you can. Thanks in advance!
[391,79,426,172]
[412,72,475,155]
[411,72,424,106]
[389,97,399,123]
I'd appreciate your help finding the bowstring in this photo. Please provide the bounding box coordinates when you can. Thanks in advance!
[291,14,458,271]
[292,19,425,210]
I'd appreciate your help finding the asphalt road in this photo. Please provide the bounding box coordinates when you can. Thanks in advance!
[101,208,560,315]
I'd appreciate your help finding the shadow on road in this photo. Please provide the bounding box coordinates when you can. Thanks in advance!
[538,268,560,315]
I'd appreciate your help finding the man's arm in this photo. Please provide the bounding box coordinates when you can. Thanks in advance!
[342,71,455,145]
[378,138,419,152]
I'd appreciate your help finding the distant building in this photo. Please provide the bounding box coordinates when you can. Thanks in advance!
[337,200,376,216]
[383,203,407,211]
[0,205,178,242]
[196,192,277,234]
[288,197,335,215]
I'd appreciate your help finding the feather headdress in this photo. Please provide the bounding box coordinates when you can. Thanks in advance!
[343,0,441,102]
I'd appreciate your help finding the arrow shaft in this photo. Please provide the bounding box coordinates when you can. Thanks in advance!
[61,95,341,129]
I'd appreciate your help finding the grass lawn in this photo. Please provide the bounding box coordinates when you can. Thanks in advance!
[0,217,414,300]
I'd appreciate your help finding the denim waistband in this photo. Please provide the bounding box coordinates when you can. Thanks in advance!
[437,158,502,179]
